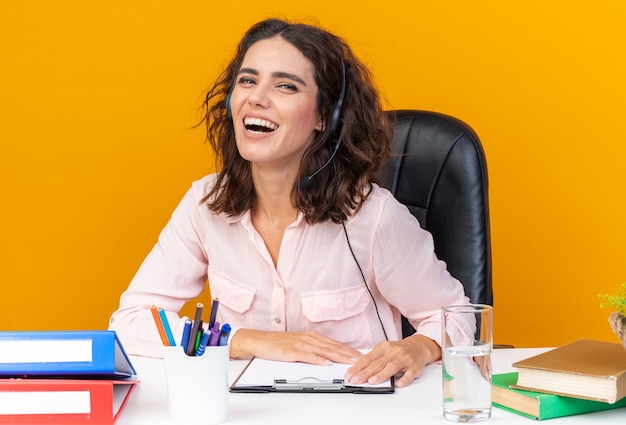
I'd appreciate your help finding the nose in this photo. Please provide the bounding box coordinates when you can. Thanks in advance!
[246,83,271,109]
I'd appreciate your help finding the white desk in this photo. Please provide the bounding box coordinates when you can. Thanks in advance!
[117,348,625,424]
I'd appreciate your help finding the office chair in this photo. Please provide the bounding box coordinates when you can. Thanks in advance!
[377,110,493,338]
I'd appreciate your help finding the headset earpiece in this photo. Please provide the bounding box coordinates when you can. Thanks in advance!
[225,91,232,118]
[328,61,346,143]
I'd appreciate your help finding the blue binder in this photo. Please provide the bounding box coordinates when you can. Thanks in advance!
[0,330,136,378]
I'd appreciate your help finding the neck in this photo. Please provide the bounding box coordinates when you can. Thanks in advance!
[252,192,298,226]
[250,164,298,214]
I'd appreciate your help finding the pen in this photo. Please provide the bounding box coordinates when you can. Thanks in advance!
[208,298,219,330]
[208,322,221,347]
[218,323,231,346]
[150,305,169,346]
[193,321,203,354]
[195,331,210,356]
[186,303,204,356]
[180,319,192,352]
[157,307,176,346]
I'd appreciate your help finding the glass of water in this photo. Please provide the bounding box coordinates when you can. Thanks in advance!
[442,304,493,422]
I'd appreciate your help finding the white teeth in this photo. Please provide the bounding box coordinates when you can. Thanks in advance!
[244,117,278,130]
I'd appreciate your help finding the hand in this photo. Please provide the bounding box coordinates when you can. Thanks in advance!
[344,334,441,388]
[230,329,362,365]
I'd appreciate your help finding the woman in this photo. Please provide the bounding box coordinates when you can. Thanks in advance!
[109,18,471,388]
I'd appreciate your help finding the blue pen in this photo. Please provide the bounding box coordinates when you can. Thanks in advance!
[208,322,221,346]
[195,331,211,356]
[180,319,192,352]
[218,323,231,346]
[157,307,176,346]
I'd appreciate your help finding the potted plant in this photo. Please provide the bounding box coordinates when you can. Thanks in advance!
[598,282,626,349]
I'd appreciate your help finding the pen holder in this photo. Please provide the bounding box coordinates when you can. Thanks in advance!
[163,345,229,425]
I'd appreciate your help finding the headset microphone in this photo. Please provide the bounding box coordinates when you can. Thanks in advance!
[298,137,342,190]
[298,60,346,190]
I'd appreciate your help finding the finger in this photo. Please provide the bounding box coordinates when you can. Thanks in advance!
[346,341,421,385]
[394,365,424,388]
[344,348,377,375]
[299,332,362,363]
[275,332,362,365]
[344,341,395,378]
[345,352,392,384]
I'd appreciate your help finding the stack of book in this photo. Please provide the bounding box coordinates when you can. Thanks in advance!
[0,330,137,424]
[492,339,626,420]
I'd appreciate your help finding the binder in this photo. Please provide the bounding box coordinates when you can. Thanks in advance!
[0,378,137,424]
[0,331,136,378]
[230,357,395,394]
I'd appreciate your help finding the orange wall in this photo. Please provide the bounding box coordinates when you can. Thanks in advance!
[2,1,625,348]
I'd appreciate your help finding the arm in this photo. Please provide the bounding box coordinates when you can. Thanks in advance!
[230,329,362,365]
[347,194,469,387]
[109,185,209,357]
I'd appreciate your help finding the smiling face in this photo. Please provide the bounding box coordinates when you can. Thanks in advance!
[229,36,323,180]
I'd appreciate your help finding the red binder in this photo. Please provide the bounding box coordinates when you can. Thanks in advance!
[0,378,137,424]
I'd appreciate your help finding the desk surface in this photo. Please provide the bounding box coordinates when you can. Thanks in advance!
[117,348,625,424]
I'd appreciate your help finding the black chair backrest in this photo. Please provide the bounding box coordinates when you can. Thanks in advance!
[377,110,493,337]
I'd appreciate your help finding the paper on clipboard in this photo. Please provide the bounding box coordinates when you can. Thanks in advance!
[230,354,394,393]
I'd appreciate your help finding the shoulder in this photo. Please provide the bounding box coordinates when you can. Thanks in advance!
[362,185,435,257]
[168,173,220,218]
[345,184,417,234]
[368,183,394,203]
[190,173,219,202]
[357,183,409,219]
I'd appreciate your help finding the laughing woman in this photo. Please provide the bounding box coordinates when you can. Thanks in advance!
[109,18,471,388]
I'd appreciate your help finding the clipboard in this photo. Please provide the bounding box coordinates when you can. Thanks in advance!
[230,357,395,394]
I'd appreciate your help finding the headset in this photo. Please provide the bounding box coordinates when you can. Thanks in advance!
[328,62,389,341]
[327,60,346,144]
[298,61,346,190]
[225,91,232,119]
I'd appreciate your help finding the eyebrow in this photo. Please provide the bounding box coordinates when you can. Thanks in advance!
[238,68,308,87]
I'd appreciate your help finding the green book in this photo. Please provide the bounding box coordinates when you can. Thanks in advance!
[492,372,626,420]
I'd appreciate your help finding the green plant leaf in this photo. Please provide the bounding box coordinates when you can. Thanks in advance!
[598,282,626,316]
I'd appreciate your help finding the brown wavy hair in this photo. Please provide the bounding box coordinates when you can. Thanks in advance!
[199,18,392,224]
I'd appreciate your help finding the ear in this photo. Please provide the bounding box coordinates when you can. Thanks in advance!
[316,115,324,132]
